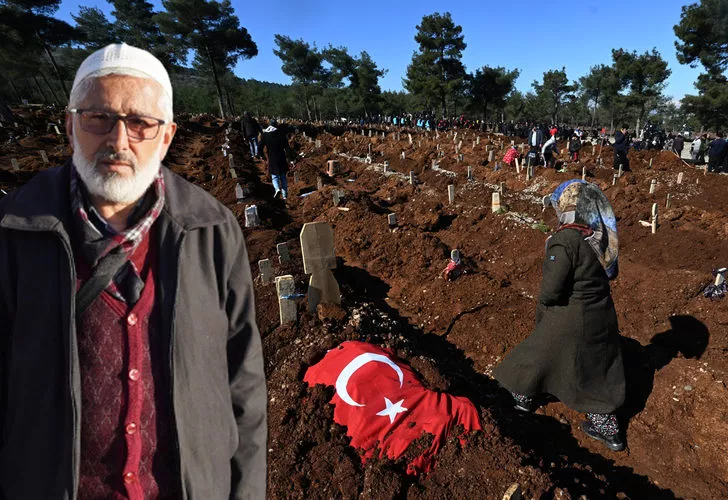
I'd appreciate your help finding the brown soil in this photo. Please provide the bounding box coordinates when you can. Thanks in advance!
[2,107,727,499]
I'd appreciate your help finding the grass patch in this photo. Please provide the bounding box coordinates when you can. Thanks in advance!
[532,221,551,233]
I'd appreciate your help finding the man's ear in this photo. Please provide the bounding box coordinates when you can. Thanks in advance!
[158,122,177,161]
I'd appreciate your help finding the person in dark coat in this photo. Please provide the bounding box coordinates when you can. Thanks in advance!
[672,134,685,157]
[494,180,626,452]
[259,119,293,199]
[707,131,727,173]
[613,126,630,171]
[241,111,263,158]
[568,134,582,161]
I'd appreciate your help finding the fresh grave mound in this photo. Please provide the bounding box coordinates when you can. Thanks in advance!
[304,341,481,475]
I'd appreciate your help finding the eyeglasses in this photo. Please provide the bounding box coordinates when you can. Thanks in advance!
[68,108,167,141]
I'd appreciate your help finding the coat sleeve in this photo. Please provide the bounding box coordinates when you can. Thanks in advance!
[225,220,267,500]
[538,241,573,306]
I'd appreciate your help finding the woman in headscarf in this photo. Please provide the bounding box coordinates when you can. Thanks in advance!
[494,180,626,451]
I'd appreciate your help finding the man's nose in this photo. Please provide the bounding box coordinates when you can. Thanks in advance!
[106,118,131,150]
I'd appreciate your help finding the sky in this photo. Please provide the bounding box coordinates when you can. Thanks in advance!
[54,0,704,101]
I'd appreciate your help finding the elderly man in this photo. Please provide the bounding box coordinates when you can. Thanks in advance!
[0,44,267,499]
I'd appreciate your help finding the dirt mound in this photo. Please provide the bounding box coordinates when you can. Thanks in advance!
[3,116,727,499]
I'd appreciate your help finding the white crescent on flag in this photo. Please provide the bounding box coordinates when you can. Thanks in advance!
[335,352,404,407]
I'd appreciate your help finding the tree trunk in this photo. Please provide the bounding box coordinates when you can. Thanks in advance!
[32,75,49,104]
[303,85,311,121]
[39,70,60,104]
[3,76,22,103]
[40,39,69,101]
[201,38,226,118]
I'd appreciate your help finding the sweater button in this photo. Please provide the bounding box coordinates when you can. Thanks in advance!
[123,471,136,484]
[127,313,138,326]
[125,422,137,435]
[128,368,140,381]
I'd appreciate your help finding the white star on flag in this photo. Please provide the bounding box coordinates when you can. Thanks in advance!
[376,397,408,424]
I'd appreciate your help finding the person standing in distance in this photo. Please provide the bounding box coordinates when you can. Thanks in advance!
[0,43,267,499]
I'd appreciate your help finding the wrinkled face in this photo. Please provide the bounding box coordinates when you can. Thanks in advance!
[66,75,176,204]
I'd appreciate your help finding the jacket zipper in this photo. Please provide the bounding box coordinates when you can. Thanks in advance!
[55,230,80,499]
[169,231,185,498]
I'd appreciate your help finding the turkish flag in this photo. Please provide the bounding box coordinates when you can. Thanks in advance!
[304,341,482,474]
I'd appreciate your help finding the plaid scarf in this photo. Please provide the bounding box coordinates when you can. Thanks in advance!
[70,164,165,305]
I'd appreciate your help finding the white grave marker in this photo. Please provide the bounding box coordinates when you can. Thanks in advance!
[300,222,340,313]
[277,242,291,263]
[277,275,297,324]
[244,205,259,228]
[258,259,273,283]
[491,192,501,212]
[448,184,455,204]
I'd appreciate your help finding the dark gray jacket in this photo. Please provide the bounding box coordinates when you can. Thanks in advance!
[0,163,267,499]
[494,228,625,414]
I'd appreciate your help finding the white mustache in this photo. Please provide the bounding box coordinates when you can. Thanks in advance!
[96,149,137,168]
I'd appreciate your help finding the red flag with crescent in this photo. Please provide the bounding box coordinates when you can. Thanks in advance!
[303,341,482,474]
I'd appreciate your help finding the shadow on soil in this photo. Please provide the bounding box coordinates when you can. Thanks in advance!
[620,315,710,429]
[335,264,679,499]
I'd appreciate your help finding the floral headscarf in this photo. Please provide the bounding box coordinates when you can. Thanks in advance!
[550,179,619,279]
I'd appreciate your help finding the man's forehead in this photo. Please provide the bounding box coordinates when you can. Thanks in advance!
[78,75,164,114]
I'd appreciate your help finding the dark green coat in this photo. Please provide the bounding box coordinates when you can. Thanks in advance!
[494,228,625,414]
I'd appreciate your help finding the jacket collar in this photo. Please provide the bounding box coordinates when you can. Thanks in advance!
[0,161,227,233]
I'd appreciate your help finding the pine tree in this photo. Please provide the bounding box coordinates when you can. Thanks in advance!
[157,0,257,118]
[404,12,466,116]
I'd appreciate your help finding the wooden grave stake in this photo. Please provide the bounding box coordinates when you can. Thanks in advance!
[317,176,324,190]
[476,136,480,145]
[277,275,297,324]
[651,203,658,234]
[277,242,291,263]
[467,166,473,180]
[400,151,406,160]
[582,167,586,181]
[488,150,495,162]
[235,184,244,203]
[618,164,623,178]
[315,139,321,148]
[649,179,656,194]
[10,158,19,171]
[666,193,671,208]
[230,168,237,179]
[677,172,683,184]
[649,158,653,168]
[408,133,413,144]
[448,185,455,204]
[258,259,273,284]
[409,171,416,185]
[39,150,49,165]
[300,222,341,313]
[491,192,501,212]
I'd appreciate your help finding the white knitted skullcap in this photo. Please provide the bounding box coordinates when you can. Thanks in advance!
[71,43,172,100]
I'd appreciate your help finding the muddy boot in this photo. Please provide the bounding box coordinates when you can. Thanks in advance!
[580,421,625,451]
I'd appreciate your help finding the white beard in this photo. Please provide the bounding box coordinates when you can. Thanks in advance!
[72,134,163,204]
